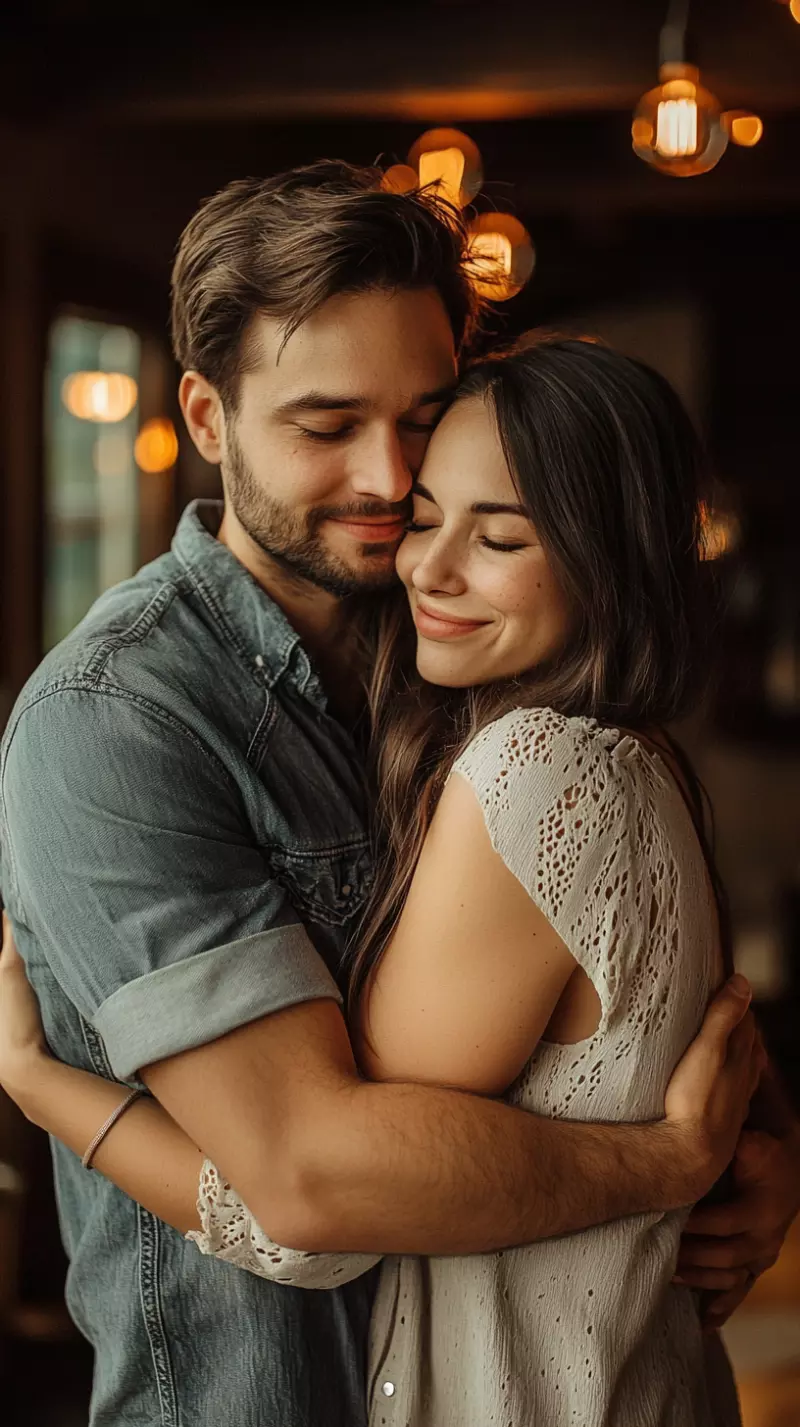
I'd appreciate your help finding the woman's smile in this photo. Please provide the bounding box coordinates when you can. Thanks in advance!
[412,600,490,640]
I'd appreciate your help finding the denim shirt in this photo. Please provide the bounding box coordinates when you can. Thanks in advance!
[0,501,376,1427]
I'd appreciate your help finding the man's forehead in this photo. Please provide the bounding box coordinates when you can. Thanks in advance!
[244,307,457,414]
[250,290,456,369]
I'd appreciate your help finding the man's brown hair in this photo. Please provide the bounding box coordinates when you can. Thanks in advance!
[171,159,482,408]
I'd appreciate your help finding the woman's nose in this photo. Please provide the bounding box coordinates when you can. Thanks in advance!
[412,534,467,595]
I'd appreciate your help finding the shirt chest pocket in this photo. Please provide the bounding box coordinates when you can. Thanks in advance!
[268,841,372,927]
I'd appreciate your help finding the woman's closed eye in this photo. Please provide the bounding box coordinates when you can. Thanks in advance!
[480,537,528,553]
[405,520,528,553]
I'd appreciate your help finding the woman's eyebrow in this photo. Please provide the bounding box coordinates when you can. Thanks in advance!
[472,501,530,517]
[412,486,530,518]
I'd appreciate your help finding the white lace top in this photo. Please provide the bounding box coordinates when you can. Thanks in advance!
[188,708,739,1427]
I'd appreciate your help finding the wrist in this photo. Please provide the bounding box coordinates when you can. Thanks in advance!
[645,1120,710,1211]
[9,1051,63,1130]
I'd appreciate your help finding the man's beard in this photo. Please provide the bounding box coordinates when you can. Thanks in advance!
[224,428,405,598]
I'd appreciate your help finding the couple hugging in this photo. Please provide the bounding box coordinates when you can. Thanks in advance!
[0,159,798,1427]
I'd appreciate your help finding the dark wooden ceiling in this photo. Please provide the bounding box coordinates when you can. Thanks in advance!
[3,0,800,128]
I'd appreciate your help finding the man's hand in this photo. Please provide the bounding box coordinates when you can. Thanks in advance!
[676,1120,800,1330]
[662,975,765,1204]
[0,912,51,1106]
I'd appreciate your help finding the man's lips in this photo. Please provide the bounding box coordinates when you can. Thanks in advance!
[328,516,406,543]
[414,601,489,640]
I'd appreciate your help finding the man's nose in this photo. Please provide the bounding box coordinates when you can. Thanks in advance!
[350,430,412,505]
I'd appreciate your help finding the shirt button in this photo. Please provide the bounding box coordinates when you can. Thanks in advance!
[382,1382,395,1397]
[341,884,352,897]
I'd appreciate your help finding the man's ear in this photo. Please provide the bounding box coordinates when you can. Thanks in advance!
[179,372,225,465]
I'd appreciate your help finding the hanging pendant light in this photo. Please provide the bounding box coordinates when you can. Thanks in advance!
[632,0,762,176]
[632,1,728,176]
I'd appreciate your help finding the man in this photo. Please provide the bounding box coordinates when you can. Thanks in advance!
[0,161,796,1427]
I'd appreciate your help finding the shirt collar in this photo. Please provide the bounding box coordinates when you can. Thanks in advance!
[171,500,327,710]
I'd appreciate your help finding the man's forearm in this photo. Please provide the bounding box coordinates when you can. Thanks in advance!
[266,1078,701,1255]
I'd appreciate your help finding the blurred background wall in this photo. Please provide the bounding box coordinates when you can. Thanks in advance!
[0,2,799,1422]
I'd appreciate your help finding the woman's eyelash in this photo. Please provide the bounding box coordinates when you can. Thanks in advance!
[405,522,526,553]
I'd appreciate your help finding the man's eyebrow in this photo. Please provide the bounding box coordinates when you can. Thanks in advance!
[273,392,371,417]
[273,384,457,420]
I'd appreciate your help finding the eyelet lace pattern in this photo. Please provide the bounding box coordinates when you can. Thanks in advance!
[188,708,733,1426]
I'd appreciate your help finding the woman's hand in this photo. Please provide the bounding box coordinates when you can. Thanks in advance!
[0,911,51,1104]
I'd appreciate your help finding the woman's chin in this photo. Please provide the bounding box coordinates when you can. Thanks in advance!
[415,648,481,689]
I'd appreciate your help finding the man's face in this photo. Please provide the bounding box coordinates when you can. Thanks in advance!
[215,287,458,597]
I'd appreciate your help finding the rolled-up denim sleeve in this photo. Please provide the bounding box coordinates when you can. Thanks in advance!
[1,687,341,1079]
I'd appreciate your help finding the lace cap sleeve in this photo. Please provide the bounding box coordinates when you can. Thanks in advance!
[452,707,632,1023]
[186,1160,381,1290]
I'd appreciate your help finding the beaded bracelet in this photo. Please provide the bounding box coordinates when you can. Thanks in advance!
[81,1089,144,1170]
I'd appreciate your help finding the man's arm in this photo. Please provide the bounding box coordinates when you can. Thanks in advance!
[1,688,758,1256]
[0,912,757,1256]
[143,987,758,1255]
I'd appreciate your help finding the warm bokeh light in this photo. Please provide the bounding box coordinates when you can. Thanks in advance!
[407,128,483,207]
[135,417,179,474]
[62,371,138,423]
[726,112,764,147]
[381,163,418,194]
[467,213,535,300]
[791,0,800,22]
[418,146,466,207]
[469,232,514,294]
[699,502,740,560]
[631,116,654,147]
[632,64,728,177]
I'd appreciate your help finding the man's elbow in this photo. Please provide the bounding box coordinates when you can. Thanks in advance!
[251,1112,357,1253]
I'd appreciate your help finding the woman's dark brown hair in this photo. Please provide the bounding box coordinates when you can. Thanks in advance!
[350,334,730,1011]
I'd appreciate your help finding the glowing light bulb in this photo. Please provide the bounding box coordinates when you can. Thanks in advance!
[632,64,727,177]
[62,372,138,423]
[467,214,534,301]
[135,418,179,473]
[418,147,466,207]
[469,232,514,295]
[407,128,483,208]
[656,97,698,157]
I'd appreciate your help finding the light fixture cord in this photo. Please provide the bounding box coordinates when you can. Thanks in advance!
[660,0,691,66]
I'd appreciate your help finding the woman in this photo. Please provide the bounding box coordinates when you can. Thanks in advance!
[0,337,742,1425]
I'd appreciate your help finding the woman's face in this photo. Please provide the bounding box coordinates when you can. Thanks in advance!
[396,395,572,688]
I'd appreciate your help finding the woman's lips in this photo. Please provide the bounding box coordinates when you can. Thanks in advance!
[329,517,406,543]
[414,602,489,640]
